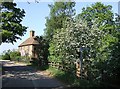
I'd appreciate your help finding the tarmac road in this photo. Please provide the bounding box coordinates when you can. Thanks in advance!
[1,61,64,89]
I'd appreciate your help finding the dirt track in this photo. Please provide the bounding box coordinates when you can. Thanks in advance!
[2,61,64,89]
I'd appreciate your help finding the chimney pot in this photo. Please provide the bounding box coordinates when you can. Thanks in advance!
[30,30,35,37]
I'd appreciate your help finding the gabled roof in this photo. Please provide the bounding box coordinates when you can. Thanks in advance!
[18,36,39,47]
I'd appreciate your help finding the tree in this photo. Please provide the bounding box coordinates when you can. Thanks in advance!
[1,49,11,60]
[78,2,118,63]
[44,1,76,42]
[48,2,119,86]
[0,1,27,44]
[78,2,117,47]
[78,2,114,29]
[10,50,21,61]
[103,14,120,86]
[115,13,120,30]
[34,36,49,67]
[77,2,119,84]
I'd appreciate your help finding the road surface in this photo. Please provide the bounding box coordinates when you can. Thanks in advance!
[1,61,65,89]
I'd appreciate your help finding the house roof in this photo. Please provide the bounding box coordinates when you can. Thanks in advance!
[18,36,39,47]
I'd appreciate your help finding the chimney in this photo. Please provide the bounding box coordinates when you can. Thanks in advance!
[30,30,35,37]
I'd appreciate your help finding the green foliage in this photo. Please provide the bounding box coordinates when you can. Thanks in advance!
[77,2,117,54]
[49,17,107,82]
[1,49,21,61]
[47,66,76,85]
[115,13,120,30]
[1,50,11,60]
[45,2,119,87]
[44,1,76,42]
[74,3,119,85]
[0,55,2,60]
[19,56,31,64]
[0,2,27,44]
[78,2,114,29]
[10,50,21,61]
[33,36,49,67]
[1,53,10,60]
[102,14,120,85]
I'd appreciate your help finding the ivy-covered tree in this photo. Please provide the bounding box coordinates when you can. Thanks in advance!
[44,1,76,42]
[0,1,27,44]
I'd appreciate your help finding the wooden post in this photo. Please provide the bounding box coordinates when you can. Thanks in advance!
[76,61,80,77]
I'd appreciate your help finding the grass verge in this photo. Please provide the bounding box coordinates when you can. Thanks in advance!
[32,64,109,88]
[46,66,80,86]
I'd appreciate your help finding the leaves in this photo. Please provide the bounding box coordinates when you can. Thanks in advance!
[45,2,120,86]
[44,2,76,42]
[34,36,49,66]
[78,2,114,29]
[1,2,27,44]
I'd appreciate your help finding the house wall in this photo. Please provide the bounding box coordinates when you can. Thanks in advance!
[19,45,34,58]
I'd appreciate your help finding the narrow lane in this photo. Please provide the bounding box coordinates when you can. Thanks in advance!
[2,61,64,89]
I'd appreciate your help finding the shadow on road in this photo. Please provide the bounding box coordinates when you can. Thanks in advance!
[2,62,64,89]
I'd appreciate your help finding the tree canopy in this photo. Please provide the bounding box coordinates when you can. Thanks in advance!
[0,1,27,44]
[44,1,76,42]
[46,2,120,87]
[78,2,114,29]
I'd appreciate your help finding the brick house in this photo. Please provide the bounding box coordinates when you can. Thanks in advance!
[18,30,39,60]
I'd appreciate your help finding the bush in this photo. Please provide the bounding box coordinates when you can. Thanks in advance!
[2,53,11,60]
[1,50,21,61]
[19,56,31,64]
[10,51,21,61]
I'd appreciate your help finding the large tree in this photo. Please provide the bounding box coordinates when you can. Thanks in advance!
[48,2,120,87]
[0,1,27,44]
[78,2,114,29]
[77,2,118,62]
[44,1,76,42]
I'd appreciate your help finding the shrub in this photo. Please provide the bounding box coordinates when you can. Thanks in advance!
[2,53,11,60]
[19,56,31,64]
[10,51,21,61]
